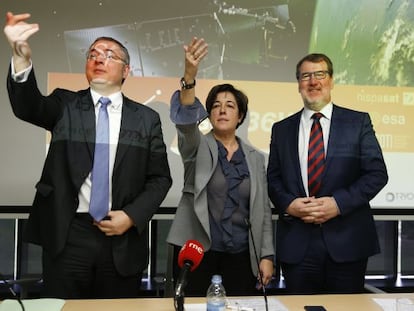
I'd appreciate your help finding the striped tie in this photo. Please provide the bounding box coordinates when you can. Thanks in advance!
[89,97,111,221]
[308,112,325,197]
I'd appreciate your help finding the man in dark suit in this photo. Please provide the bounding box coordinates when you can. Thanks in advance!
[267,53,388,294]
[4,12,172,298]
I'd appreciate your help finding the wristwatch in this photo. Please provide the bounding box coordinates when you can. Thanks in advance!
[180,77,196,90]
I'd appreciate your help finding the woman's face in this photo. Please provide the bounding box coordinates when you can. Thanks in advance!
[209,91,242,135]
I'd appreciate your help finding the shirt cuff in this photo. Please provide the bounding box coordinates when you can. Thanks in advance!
[332,196,341,215]
[11,57,32,83]
[261,255,274,262]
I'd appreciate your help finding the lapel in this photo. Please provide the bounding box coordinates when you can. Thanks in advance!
[288,111,306,194]
[324,104,340,178]
[79,90,96,160]
[113,97,140,172]
[241,139,258,211]
[194,131,218,199]
[64,89,95,191]
[193,131,218,237]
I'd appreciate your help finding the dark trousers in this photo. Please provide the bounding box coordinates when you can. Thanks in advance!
[42,213,141,299]
[173,246,258,297]
[281,226,368,294]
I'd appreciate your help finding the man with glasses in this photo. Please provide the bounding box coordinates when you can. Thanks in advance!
[4,12,172,298]
[267,53,388,294]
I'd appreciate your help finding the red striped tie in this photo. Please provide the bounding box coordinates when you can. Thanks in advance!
[308,112,325,197]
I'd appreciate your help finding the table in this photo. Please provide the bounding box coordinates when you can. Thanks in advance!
[60,293,414,311]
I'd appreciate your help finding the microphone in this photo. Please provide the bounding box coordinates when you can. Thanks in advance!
[245,218,269,311]
[0,272,25,311]
[174,240,204,311]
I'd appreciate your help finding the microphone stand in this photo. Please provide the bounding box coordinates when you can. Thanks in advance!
[174,293,184,311]
[174,261,191,311]
[0,273,25,311]
[245,219,269,311]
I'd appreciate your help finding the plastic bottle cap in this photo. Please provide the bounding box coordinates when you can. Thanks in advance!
[211,275,222,283]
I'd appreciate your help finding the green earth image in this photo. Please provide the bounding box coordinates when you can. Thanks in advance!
[309,0,414,87]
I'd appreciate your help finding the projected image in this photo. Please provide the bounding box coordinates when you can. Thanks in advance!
[2,0,414,207]
[34,0,413,86]
[63,0,315,82]
[310,0,414,87]
[47,0,413,208]
[210,0,303,81]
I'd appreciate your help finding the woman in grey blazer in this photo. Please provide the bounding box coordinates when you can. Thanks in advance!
[167,37,274,296]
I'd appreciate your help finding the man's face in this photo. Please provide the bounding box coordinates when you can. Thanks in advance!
[85,39,130,92]
[297,60,334,111]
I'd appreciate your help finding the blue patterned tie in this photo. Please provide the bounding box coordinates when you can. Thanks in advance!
[89,97,111,221]
[308,112,325,197]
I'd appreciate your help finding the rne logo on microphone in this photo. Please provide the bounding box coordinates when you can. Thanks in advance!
[188,242,203,254]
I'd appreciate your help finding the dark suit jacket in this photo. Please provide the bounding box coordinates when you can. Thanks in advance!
[7,68,172,276]
[267,104,388,264]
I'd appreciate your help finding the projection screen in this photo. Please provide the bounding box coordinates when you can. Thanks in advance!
[0,0,413,208]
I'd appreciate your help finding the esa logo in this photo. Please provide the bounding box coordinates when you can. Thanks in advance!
[386,192,414,202]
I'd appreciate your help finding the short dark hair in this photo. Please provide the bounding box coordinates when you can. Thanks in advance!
[88,36,130,65]
[295,53,333,80]
[205,84,248,128]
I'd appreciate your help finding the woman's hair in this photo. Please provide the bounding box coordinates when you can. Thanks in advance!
[205,84,248,128]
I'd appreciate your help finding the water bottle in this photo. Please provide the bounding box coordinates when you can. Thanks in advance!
[206,274,226,311]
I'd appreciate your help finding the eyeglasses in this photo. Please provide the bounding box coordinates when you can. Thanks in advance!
[299,70,330,81]
[86,49,127,64]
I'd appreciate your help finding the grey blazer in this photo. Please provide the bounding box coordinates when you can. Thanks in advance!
[167,123,274,276]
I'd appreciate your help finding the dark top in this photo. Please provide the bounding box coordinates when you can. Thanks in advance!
[208,140,250,253]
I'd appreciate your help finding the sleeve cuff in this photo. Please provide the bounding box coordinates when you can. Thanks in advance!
[169,90,209,124]
[11,57,33,82]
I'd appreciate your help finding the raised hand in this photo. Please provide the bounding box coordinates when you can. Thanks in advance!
[4,12,39,66]
[183,37,208,81]
[180,37,208,105]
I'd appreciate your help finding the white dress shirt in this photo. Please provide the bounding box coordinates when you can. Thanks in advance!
[298,103,333,196]
[77,90,122,213]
